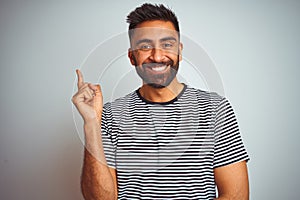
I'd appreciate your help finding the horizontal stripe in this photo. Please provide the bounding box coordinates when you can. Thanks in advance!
[101,86,249,199]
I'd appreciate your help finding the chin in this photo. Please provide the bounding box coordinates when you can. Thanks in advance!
[145,77,175,89]
[147,83,167,89]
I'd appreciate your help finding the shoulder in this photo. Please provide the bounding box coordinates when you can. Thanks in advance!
[102,90,139,116]
[104,90,136,106]
[184,85,225,106]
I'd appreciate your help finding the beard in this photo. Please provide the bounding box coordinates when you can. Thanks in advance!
[133,55,180,89]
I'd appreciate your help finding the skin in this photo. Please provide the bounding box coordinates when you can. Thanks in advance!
[72,70,117,200]
[128,20,184,102]
[72,20,249,200]
[214,161,249,200]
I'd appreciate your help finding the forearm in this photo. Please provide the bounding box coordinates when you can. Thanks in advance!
[81,121,116,200]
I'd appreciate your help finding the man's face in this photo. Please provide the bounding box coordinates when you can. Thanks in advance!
[128,20,183,88]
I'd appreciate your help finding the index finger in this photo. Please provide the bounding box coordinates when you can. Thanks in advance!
[76,69,84,88]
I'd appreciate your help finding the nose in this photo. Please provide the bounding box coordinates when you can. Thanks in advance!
[150,47,164,62]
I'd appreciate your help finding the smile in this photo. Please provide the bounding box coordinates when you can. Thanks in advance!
[151,65,169,72]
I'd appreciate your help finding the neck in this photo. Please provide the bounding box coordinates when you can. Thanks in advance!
[139,78,184,103]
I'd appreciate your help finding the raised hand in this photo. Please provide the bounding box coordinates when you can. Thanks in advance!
[72,69,103,124]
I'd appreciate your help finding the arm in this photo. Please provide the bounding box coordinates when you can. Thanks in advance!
[81,121,118,200]
[72,69,117,200]
[214,161,249,200]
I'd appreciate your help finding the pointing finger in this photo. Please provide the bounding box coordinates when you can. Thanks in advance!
[76,69,84,89]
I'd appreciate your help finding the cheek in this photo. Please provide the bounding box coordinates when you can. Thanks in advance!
[134,52,149,65]
[169,54,179,64]
[164,50,180,61]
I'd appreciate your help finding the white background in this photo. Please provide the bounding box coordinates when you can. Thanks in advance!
[0,0,299,199]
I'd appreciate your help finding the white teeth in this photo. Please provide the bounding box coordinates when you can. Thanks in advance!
[151,65,168,71]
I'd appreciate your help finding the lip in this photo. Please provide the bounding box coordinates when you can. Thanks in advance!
[151,65,168,71]
[145,65,170,73]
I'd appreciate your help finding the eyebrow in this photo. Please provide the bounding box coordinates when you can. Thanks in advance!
[135,36,177,46]
[159,36,177,43]
[135,39,152,46]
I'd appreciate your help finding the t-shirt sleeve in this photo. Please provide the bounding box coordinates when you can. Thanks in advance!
[213,97,249,168]
[101,103,116,169]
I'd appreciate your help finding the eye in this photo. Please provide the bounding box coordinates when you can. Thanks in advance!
[139,44,152,50]
[162,42,174,49]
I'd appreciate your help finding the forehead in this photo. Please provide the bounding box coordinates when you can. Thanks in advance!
[130,20,179,43]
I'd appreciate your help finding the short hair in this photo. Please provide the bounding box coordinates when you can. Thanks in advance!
[126,3,180,39]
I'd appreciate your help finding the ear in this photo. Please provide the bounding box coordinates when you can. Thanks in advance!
[128,48,135,65]
[179,43,183,61]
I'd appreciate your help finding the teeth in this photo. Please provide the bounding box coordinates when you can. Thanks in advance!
[151,65,168,71]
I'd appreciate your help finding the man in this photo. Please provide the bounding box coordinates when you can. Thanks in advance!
[72,3,249,200]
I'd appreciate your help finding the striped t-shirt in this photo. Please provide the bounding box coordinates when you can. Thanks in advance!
[101,85,249,200]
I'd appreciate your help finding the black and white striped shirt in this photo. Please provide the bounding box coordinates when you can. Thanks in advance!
[101,85,249,199]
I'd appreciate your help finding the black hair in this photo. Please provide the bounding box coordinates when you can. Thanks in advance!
[126,3,180,39]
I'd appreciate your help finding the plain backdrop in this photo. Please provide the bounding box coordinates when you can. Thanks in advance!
[0,0,299,199]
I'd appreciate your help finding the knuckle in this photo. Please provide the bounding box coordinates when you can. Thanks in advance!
[79,82,87,88]
[71,96,77,103]
[72,93,80,103]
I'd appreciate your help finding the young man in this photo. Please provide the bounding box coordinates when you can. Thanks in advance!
[72,3,249,200]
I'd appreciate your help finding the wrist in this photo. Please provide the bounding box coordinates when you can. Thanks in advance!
[84,118,101,126]
[83,119,105,158]
[83,119,101,138]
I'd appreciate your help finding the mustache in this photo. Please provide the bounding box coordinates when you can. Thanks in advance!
[142,60,174,68]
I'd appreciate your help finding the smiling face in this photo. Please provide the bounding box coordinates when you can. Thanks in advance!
[128,20,183,88]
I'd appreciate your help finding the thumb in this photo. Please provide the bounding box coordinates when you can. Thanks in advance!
[89,84,103,106]
[89,84,103,123]
[89,84,102,97]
